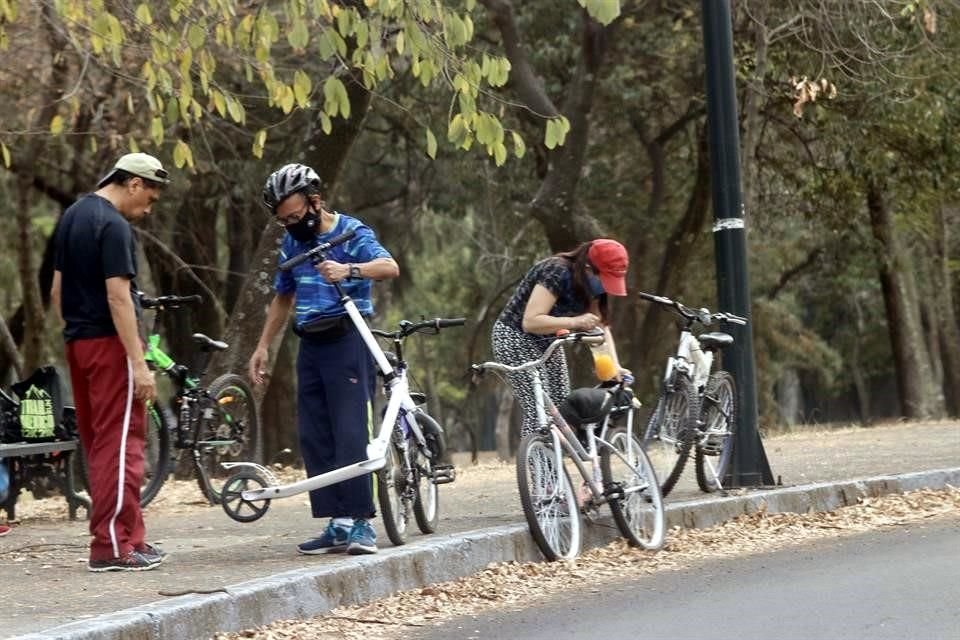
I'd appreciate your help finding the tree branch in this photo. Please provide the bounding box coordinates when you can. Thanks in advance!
[479,0,559,118]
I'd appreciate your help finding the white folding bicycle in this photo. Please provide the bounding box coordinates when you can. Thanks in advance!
[219,229,463,547]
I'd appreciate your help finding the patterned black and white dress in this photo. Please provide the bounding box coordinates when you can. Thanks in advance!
[492,257,589,436]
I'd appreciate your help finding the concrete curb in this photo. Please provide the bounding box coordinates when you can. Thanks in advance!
[15,467,959,640]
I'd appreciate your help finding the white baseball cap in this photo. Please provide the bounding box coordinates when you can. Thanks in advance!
[97,152,170,188]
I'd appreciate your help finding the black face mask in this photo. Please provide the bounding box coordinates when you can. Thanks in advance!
[285,207,319,243]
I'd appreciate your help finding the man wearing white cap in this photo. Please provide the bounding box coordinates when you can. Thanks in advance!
[51,152,169,571]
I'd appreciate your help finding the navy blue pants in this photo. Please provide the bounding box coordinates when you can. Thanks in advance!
[296,327,376,519]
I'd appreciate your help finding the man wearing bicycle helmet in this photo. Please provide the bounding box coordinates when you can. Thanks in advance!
[492,239,630,436]
[249,163,399,555]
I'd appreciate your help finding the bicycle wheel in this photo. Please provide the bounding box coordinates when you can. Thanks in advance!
[69,401,171,508]
[412,411,442,534]
[643,372,698,498]
[194,373,262,504]
[516,431,582,561]
[377,438,410,546]
[601,428,665,550]
[695,371,737,493]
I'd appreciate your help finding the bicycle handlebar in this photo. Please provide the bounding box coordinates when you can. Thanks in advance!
[278,229,357,272]
[371,317,466,340]
[139,293,203,310]
[637,291,748,327]
[472,329,604,376]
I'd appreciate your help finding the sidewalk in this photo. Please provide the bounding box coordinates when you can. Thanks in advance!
[2,421,958,639]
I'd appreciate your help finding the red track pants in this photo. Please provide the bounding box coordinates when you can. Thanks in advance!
[66,336,147,561]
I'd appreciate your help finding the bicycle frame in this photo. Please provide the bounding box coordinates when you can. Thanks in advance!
[665,331,713,391]
[477,333,646,505]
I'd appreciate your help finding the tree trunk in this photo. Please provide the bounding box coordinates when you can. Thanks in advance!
[740,1,768,224]
[932,206,960,415]
[494,388,514,461]
[480,0,612,251]
[775,368,802,428]
[866,179,944,418]
[631,129,711,380]
[16,178,46,375]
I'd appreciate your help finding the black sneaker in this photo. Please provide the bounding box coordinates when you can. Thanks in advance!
[137,543,168,565]
[88,551,159,573]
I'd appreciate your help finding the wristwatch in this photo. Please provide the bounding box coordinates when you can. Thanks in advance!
[349,264,362,280]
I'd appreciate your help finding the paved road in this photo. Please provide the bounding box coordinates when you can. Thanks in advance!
[1,421,957,637]
[412,517,960,640]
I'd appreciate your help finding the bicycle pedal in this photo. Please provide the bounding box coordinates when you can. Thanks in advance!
[602,482,624,501]
[431,464,456,485]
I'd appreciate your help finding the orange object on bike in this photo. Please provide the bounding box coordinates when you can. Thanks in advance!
[592,351,618,381]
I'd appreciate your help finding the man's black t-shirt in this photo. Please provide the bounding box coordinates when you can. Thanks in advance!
[55,194,140,341]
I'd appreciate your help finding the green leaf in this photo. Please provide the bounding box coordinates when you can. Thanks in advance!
[493,141,507,166]
[324,76,350,118]
[212,90,226,117]
[320,112,332,134]
[426,128,437,159]
[583,0,620,26]
[293,70,312,107]
[135,3,152,26]
[173,139,194,169]
[49,115,64,135]
[545,118,558,149]
[288,18,309,49]
[512,131,526,159]
[150,117,164,146]
[187,24,206,49]
[252,129,267,159]
[279,85,295,114]
[226,95,244,123]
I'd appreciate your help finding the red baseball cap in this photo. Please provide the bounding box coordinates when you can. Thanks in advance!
[587,239,629,296]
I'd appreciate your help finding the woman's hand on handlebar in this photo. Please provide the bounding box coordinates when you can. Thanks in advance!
[570,313,601,331]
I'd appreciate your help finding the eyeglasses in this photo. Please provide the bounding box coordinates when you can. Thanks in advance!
[274,203,309,227]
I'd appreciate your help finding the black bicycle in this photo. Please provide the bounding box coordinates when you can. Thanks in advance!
[71,293,262,506]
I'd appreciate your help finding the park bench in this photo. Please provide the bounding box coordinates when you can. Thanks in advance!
[0,438,90,521]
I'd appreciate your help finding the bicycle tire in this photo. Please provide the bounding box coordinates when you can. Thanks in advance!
[70,402,172,508]
[601,428,665,549]
[643,372,698,498]
[412,411,442,534]
[193,373,262,504]
[377,438,409,546]
[516,431,582,561]
[695,371,737,493]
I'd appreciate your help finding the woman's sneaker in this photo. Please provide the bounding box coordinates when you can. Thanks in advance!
[297,521,350,555]
[347,519,377,555]
[0,524,11,537]
[88,551,159,572]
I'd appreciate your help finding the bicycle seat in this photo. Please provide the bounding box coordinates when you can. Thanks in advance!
[559,388,630,428]
[699,332,733,351]
[191,333,229,352]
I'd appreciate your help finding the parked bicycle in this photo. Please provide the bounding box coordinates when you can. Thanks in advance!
[71,293,262,506]
[638,291,746,497]
[370,317,462,546]
[219,229,464,550]
[473,330,665,561]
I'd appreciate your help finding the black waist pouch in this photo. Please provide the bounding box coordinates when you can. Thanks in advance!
[294,315,352,341]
